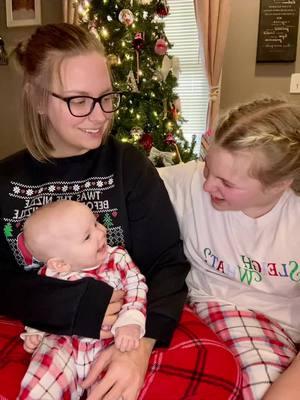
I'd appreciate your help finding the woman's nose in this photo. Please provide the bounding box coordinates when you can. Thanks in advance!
[88,102,108,122]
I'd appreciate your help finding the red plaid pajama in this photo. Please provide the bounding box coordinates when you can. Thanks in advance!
[140,307,242,400]
[0,308,242,400]
[192,301,297,400]
[18,335,109,399]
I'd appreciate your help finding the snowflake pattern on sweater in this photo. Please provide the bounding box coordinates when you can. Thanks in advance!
[4,175,124,267]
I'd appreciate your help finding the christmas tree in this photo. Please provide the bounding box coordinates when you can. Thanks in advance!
[78,0,196,166]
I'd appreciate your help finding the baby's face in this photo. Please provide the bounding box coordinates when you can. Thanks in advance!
[57,206,108,270]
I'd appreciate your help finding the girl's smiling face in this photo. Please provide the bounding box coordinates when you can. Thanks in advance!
[203,145,289,218]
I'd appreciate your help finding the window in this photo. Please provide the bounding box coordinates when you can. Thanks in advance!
[164,0,208,154]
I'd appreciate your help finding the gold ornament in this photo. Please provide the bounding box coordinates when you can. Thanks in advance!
[118,9,134,26]
[107,54,118,66]
[130,126,144,141]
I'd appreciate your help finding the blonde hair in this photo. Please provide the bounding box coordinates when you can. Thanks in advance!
[13,23,109,161]
[214,98,300,194]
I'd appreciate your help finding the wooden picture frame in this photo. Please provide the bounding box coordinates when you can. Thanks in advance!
[6,0,41,28]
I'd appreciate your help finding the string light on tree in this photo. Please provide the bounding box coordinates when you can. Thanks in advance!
[100,27,109,39]
[139,0,152,4]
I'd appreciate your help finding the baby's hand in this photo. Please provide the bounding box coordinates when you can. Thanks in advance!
[114,324,141,352]
[23,334,42,353]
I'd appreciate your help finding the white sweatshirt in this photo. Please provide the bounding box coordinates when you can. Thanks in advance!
[159,161,300,342]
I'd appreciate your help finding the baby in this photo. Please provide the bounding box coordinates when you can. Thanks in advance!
[18,200,147,399]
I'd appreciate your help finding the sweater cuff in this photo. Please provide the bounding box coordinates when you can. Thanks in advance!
[72,279,113,339]
[145,312,177,347]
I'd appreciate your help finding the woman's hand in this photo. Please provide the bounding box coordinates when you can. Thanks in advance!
[263,353,300,400]
[81,337,155,400]
[100,290,125,339]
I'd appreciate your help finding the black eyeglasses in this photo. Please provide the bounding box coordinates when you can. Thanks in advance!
[50,91,122,117]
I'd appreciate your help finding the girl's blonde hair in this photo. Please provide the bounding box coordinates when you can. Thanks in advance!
[214,97,300,194]
[13,23,109,161]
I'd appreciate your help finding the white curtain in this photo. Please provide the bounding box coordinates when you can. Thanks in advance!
[62,0,78,24]
[194,0,232,132]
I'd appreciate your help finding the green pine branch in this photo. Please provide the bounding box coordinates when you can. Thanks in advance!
[82,0,197,165]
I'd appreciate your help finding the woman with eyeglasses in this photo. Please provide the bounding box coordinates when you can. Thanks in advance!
[0,23,241,400]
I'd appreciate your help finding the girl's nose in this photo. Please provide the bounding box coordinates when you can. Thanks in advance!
[203,176,217,193]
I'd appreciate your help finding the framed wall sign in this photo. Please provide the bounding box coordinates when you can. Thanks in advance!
[6,0,41,28]
[256,0,299,62]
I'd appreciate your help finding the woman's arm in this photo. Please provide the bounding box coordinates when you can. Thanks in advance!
[0,236,113,338]
[123,146,190,346]
[78,143,190,398]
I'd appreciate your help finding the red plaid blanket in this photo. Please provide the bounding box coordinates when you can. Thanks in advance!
[0,317,31,400]
[0,308,241,400]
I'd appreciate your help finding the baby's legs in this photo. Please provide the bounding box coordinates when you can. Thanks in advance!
[193,301,297,400]
[18,335,80,400]
[73,337,104,382]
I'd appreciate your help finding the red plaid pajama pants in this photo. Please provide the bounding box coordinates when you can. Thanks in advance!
[192,301,297,400]
[0,308,242,400]
[18,335,106,399]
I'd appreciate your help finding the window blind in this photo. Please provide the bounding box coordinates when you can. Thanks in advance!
[164,0,209,155]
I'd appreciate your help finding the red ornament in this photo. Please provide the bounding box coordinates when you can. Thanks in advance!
[156,1,170,17]
[139,133,153,152]
[171,105,178,120]
[165,132,176,145]
[154,38,168,56]
[133,32,145,51]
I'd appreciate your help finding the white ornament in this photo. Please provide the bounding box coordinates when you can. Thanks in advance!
[127,70,139,92]
[159,55,181,81]
[149,146,174,166]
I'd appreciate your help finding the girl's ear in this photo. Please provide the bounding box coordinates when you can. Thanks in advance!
[272,177,293,193]
[46,257,71,273]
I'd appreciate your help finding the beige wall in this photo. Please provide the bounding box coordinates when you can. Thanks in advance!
[0,0,63,159]
[221,0,300,111]
[1,0,300,157]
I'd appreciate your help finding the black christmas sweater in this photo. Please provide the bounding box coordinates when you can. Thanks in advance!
[0,135,190,346]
